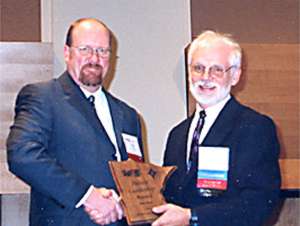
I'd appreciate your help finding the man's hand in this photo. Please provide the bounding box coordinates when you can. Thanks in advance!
[151,204,191,226]
[84,187,123,225]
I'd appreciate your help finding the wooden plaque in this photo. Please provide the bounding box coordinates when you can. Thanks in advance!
[109,159,176,225]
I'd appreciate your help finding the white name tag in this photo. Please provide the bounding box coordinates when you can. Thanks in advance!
[122,133,142,161]
[197,146,230,190]
[198,146,230,171]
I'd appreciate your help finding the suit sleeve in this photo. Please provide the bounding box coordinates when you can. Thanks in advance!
[6,84,90,208]
[193,115,281,226]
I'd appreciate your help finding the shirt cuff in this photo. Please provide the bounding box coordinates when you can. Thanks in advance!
[75,185,94,208]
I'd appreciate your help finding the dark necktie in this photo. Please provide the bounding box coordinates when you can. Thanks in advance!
[87,95,117,161]
[187,110,206,174]
[88,95,95,107]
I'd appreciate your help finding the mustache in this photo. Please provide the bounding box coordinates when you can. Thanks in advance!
[192,80,217,89]
[84,63,102,69]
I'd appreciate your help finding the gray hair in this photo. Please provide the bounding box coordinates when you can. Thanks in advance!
[188,30,242,68]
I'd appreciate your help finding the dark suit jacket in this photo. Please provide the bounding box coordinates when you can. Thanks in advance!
[7,72,144,226]
[163,97,281,226]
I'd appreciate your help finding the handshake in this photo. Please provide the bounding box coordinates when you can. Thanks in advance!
[82,186,191,226]
[83,187,123,225]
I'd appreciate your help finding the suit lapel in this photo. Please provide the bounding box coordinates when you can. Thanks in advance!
[58,72,110,138]
[203,97,242,146]
[174,117,194,184]
[104,90,127,159]
[180,117,193,170]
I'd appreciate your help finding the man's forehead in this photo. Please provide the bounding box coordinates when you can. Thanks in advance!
[72,23,109,44]
[192,44,232,59]
[74,20,108,34]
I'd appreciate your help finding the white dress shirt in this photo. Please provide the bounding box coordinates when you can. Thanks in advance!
[76,87,121,208]
[81,87,121,160]
[186,95,231,165]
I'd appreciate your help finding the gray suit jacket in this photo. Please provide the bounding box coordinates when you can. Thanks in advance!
[7,72,143,226]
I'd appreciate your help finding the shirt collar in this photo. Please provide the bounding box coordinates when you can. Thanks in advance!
[80,86,103,99]
[195,94,231,119]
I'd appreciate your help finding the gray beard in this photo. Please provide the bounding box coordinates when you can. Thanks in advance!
[189,81,231,107]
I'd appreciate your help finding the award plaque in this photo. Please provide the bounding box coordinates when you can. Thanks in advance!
[109,159,176,225]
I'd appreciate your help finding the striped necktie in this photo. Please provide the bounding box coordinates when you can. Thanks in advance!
[187,110,206,173]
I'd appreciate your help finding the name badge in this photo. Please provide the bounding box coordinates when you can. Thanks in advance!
[122,133,143,162]
[197,146,230,190]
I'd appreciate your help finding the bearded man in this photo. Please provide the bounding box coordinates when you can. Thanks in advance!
[7,18,144,226]
[151,30,281,226]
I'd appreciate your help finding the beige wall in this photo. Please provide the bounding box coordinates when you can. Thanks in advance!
[1,2,191,225]
[44,0,191,164]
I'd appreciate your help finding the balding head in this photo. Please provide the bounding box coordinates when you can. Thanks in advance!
[65,18,111,47]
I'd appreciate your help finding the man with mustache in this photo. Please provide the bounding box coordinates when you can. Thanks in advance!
[7,18,144,226]
[151,31,281,226]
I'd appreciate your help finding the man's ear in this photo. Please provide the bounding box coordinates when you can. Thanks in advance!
[231,67,241,86]
[63,45,70,62]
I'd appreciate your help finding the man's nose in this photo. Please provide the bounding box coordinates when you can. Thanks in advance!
[201,68,211,79]
[89,51,102,63]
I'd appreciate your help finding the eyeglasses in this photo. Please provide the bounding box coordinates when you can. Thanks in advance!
[71,45,111,58]
[190,64,236,78]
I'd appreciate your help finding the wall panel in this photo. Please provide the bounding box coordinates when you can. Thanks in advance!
[190,0,299,43]
[0,0,41,41]
[0,42,53,194]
